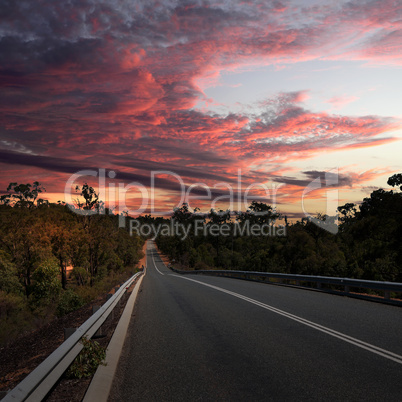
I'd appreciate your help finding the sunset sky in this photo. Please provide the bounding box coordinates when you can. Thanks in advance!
[0,0,401,219]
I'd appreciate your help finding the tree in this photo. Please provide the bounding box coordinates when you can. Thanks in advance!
[31,257,62,305]
[0,207,51,296]
[0,182,46,208]
[49,215,75,290]
[358,189,398,219]
[172,203,195,223]
[0,251,24,295]
[207,208,231,267]
[387,173,402,191]
[337,203,357,225]
[236,201,280,225]
[74,184,102,212]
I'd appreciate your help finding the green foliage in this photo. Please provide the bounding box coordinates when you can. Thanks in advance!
[74,285,99,304]
[30,258,62,305]
[194,260,210,270]
[0,291,31,344]
[196,243,216,267]
[71,266,90,286]
[0,290,25,318]
[67,336,106,379]
[0,251,24,295]
[0,180,144,343]
[56,289,84,317]
[157,173,402,283]
[0,181,143,293]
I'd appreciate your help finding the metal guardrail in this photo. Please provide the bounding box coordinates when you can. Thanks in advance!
[2,271,143,402]
[170,267,402,306]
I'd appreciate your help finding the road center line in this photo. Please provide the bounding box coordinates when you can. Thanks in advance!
[174,274,402,365]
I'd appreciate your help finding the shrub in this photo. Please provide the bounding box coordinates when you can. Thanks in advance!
[194,261,210,270]
[0,291,31,345]
[56,289,84,317]
[0,251,23,295]
[30,258,61,305]
[0,290,25,317]
[71,266,89,286]
[74,285,98,304]
[67,336,106,379]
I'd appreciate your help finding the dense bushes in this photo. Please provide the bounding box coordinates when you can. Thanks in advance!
[155,175,402,282]
[0,182,144,345]
[56,289,85,317]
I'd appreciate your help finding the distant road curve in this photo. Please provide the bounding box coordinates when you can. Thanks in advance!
[110,241,402,401]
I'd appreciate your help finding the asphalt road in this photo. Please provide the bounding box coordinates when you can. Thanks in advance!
[110,241,402,401]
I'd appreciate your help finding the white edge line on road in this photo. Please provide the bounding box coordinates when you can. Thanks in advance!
[151,248,164,275]
[83,272,145,402]
[173,274,402,365]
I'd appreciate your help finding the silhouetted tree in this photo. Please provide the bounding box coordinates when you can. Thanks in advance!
[0,181,46,208]
[387,173,402,191]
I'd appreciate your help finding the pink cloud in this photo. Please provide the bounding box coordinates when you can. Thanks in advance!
[1,0,401,213]
[326,95,359,109]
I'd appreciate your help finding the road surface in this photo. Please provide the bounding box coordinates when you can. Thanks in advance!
[110,241,402,401]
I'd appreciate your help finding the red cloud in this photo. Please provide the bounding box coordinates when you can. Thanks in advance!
[1,0,401,213]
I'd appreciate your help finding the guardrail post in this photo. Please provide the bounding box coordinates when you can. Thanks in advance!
[3,272,142,402]
[170,267,402,306]
[92,306,104,338]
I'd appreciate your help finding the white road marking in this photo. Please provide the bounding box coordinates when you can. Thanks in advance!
[151,249,164,275]
[174,274,402,365]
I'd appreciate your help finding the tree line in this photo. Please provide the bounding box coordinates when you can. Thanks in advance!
[1,174,400,343]
[0,182,143,344]
[154,174,402,283]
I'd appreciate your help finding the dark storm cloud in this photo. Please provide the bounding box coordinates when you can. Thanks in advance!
[0,149,234,198]
[0,0,401,207]
[273,170,353,188]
